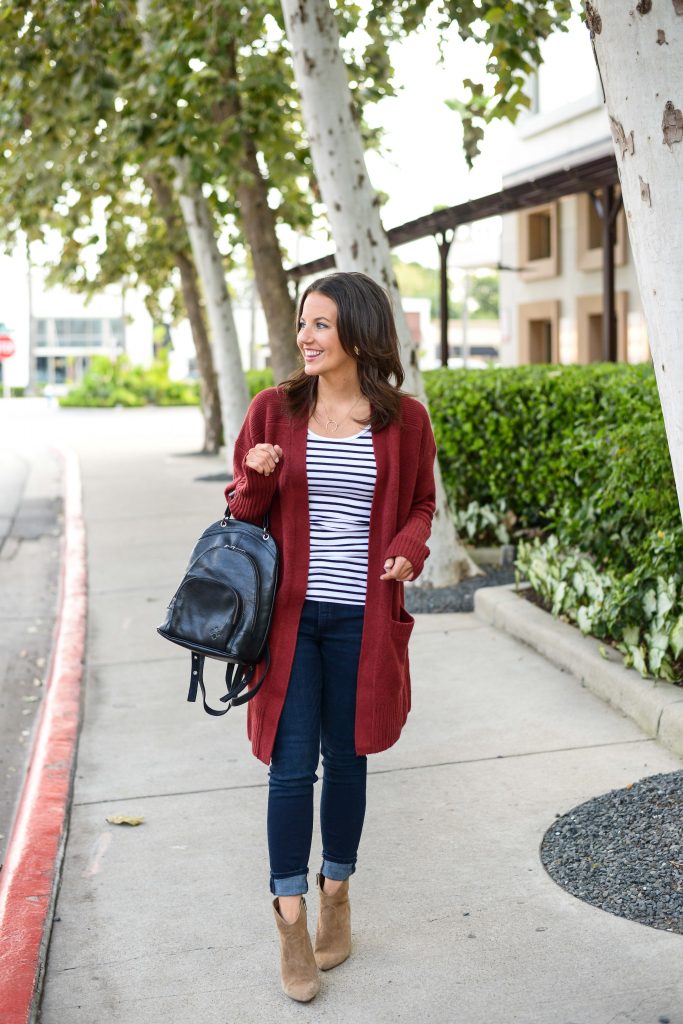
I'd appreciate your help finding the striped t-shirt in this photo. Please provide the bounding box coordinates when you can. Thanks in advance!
[305,426,377,605]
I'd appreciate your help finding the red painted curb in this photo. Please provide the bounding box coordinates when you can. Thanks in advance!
[0,445,87,1023]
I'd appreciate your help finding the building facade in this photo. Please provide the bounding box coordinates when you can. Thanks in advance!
[498,19,649,367]
[0,246,155,393]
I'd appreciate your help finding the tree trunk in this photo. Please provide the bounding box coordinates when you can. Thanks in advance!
[212,42,300,384]
[235,135,300,383]
[172,157,250,457]
[147,173,223,454]
[137,0,249,459]
[588,1,683,518]
[280,0,480,585]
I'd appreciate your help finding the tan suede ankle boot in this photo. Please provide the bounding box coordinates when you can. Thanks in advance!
[273,897,320,1002]
[314,873,351,970]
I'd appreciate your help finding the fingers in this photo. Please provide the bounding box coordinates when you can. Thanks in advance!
[244,443,282,476]
[380,556,414,581]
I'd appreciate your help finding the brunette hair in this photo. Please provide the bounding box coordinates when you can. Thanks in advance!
[280,271,406,430]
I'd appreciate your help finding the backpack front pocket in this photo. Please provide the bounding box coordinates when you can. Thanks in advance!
[169,576,242,653]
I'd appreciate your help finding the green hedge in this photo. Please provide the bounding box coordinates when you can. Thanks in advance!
[423,363,681,682]
[423,364,680,578]
[246,368,275,399]
[59,354,200,408]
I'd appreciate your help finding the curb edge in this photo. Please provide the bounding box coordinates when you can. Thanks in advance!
[0,444,87,1023]
[474,584,683,761]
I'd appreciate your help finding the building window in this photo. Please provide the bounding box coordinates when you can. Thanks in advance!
[54,318,104,347]
[518,203,559,281]
[36,320,49,347]
[518,300,560,364]
[110,318,125,350]
[528,211,552,260]
[576,293,628,363]
[576,190,626,272]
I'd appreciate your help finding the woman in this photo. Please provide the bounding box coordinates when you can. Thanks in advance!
[226,271,436,1002]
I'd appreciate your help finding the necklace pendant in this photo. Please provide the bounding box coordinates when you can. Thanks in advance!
[325,419,339,432]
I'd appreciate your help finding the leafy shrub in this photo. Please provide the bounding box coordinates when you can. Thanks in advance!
[425,363,681,682]
[424,363,680,575]
[246,368,274,398]
[59,354,200,408]
[424,363,660,527]
[453,498,516,545]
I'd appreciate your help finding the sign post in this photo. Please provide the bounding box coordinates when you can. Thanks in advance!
[0,332,16,400]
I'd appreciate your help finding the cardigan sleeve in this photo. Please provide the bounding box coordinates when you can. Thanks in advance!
[223,392,280,525]
[383,414,437,580]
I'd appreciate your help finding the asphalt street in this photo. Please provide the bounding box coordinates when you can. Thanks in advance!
[0,432,62,865]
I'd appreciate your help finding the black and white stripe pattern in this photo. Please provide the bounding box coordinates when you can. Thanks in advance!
[305,426,376,605]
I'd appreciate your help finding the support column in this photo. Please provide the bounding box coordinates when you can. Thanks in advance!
[436,230,454,367]
[590,186,623,362]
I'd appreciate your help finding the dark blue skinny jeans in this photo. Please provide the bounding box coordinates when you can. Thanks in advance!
[267,599,367,896]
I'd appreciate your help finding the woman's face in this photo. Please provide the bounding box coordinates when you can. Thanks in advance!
[297,292,357,381]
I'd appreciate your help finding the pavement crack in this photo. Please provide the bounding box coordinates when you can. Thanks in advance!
[73,737,655,808]
[55,944,234,973]
[368,738,656,778]
[88,654,184,669]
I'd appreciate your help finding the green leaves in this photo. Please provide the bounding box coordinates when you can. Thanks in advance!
[59,352,201,408]
[516,537,683,683]
[425,362,682,683]
[424,363,678,578]
[370,0,574,165]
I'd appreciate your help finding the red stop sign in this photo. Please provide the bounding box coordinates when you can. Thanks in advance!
[0,334,15,359]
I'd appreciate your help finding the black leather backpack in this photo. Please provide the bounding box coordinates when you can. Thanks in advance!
[157,507,278,715]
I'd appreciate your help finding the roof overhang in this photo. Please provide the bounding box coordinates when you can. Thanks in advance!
[287,142,619,280]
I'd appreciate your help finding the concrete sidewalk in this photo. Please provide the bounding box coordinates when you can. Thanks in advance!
[17,406,682,1024]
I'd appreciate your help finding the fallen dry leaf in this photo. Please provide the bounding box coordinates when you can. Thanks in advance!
[106,815,145,827]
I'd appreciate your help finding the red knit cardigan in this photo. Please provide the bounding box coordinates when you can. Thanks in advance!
[225,386,436,765]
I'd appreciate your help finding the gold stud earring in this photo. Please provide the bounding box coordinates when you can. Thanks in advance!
[354,345,360,356]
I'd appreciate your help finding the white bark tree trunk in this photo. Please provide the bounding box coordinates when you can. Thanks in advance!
[137,0,249,459]
[280,0,480,584]
[587,0,683,518]
[173,160,250,456]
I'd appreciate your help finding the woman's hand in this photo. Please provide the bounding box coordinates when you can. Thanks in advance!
[244,443,283,476]
[380,556,414,582]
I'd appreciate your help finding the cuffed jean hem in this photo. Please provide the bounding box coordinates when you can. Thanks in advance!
[270,872,308,897]
[321,859,356,882]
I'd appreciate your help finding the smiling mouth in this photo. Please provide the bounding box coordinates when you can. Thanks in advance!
[303,349,323,360]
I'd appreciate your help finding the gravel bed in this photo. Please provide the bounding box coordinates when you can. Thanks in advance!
[404,566,516,614]
[541,771,683,934]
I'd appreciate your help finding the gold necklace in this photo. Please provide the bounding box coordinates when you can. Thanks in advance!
[314,392,363,432]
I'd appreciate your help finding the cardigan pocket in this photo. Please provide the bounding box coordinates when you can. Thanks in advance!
[388,606,415,675]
